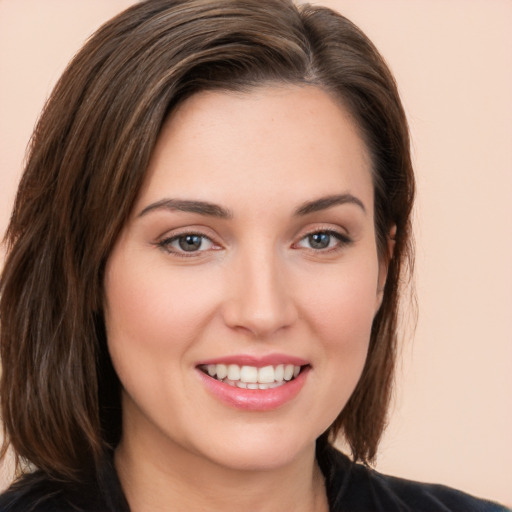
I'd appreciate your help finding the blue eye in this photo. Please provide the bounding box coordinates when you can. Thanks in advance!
[308,232,332,249]
[159,233,214,254]
[297,231,350,251]
[177,234,205,252]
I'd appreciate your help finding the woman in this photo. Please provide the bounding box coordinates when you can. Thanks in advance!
[0,1,508,511]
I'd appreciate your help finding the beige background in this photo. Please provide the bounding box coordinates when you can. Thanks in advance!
[1,0,511,506]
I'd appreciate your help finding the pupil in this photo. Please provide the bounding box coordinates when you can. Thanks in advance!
[179,235,202,251]
[309,232,330,249]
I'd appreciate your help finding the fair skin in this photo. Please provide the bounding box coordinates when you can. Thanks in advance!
[104,85,387,512]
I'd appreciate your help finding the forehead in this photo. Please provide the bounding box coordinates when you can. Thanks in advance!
[136,85,374,214]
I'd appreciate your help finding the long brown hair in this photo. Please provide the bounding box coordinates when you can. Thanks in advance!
[1,0,414,483]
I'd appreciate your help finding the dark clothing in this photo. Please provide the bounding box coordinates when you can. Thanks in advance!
[317,446,510,512]
[0,445,509,511]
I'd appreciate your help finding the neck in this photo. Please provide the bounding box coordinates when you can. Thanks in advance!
[114,431,328,512]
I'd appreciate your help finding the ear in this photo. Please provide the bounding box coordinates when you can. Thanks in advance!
[375,225,396,312]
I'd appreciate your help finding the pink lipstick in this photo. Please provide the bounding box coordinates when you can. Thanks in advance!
[195,354,310,411]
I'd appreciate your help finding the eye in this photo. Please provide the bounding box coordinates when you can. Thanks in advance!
[296,230,351,251]
[158,233,216,255]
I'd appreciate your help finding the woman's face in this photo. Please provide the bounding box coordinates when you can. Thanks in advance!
[104,85,386,472]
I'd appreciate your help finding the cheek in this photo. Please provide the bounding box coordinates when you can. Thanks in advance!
[290,257,380,432]
[102,255,224,422]
[299,253,379,391]
[104,257,219,353]
[300,257,380,346]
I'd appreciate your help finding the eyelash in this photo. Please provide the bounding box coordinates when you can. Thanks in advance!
[295,229,353,253]
[156,228,352,257]
[157,232,218,258]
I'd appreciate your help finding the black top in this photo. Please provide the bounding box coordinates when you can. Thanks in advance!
[0,445,509,511]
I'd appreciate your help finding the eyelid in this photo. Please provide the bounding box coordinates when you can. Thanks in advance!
[155,227,222,257]
[295,223,351,241]
[293,225,353,251]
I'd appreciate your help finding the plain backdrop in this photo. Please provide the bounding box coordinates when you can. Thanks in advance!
[0,0,511,506]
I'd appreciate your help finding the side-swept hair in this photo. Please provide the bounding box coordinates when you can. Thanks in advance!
[1,0,414,483]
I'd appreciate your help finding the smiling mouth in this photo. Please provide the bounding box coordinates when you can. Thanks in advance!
[198,363,307,390]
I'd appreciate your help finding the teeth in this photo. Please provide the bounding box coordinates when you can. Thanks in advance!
[227,364,240,381]
[258,365,275,384]
[240,365,258,383]
[283,364,294,381]
[275,364,284,381]
[203,363,303,386]
[216,364,228,380]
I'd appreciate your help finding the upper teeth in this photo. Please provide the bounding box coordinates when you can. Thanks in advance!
[204,364,301,385]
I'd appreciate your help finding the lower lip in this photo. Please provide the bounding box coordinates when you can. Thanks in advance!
[197,367,310,411]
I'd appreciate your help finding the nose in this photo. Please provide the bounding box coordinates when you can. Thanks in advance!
[221,248,298,338]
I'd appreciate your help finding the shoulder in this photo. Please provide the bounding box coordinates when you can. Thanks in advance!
[0,464,128,512]
[0,473,72,512]
[319,445,511,512]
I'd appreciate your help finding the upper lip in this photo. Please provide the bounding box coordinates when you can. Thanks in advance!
[196,353,310,368]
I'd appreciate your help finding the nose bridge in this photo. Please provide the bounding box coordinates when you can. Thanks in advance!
[223,240,297,337]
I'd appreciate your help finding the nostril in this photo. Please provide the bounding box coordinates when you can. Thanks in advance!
[220,264,298,337]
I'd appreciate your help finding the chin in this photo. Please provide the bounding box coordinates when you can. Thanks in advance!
[191,427,318,473]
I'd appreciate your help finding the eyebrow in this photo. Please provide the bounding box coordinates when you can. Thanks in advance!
[138,198,233,219]
[294,194,366,216]
[138,193,365,219]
